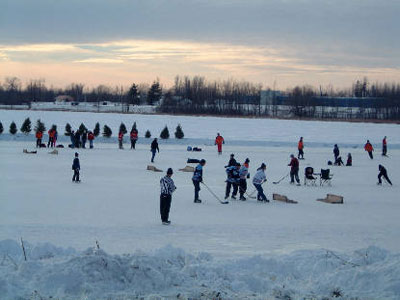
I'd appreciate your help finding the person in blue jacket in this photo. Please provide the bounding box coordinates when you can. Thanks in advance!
[192,159,206,203]
[72,152,81,182]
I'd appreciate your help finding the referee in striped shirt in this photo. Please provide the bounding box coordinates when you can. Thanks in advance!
[160,168,177,225]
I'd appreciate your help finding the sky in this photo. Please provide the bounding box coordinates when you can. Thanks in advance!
[0,0,399,89]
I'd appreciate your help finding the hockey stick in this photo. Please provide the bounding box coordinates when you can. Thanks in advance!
[273,173,289,184]
[238,185,256,199]
[201,182,229,204]
[248,180,267,197]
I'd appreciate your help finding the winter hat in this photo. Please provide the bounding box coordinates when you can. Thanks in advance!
[200,159,206,164]
[245,158,250,164]
[75,152,79,157]
[260,163,266,169]
[230,153,235,157]
[236,162,241,167]
[167,168,173,175]
[290,154,294,158]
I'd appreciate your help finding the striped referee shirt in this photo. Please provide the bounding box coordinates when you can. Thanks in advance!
[160,176,176,195]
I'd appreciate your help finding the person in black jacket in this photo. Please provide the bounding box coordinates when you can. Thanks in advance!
[333,144,340,163]
[150,138,160,163]
[378,164,392,185]
[225,153,237,168]
[72,152,80,182]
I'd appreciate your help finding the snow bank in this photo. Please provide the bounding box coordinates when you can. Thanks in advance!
[0,240,399,300]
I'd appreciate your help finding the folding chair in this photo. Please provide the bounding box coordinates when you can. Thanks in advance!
[304,167,317,186]
[320,169,333,186]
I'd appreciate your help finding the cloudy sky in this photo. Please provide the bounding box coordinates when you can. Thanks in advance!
[0,0,399,89]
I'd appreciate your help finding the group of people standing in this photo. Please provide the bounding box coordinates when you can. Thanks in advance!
[118,128,139,150]
[70,130,95,149]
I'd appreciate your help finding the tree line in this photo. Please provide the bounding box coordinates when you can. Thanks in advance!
[0,117,185,140]
[1,76,400,120]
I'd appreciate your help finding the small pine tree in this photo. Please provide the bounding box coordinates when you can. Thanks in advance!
[35,119,46,133]
[93,122,100,137]
[65,123,72,136]
[145,130,151,138]
[79,123,87,134]
[9,121,17,135]
[51,124,57,132]
[20,118,32,134]
[175,124,184,139]
[160,125,170,139]
[119,122,127,134]
[103,125,112,137]
[0,122,3,134]
[131,121,137,133]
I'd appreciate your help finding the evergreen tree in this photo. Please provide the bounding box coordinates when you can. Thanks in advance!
[0,122,3,134]
[93,122,100,137]
[175,124,184,139]
[103,125,112,137]
[131,121,137,133]
[147,80,162,105]
[9,121,17,135]
[51,124,57,132]
[78,123,87,134]
[145,130,151,138]
[119,122,127,134]
[160,125,170,139]
[20,117,32,134]
[127,83,140,105]
[65,123,72,136]
[35,119,46,133]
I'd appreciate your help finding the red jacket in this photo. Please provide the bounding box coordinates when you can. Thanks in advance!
[298,140,304,150]
[383,138,387,146]
[88,132,94,140]
[130,131,138,140]
[364,142,374,152]
[118,132,124,141]
[289,157,299,171]
[36,131,43,139]
[215,135,224,145]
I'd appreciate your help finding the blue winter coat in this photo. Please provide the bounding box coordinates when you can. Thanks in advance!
[72,157,80,170]
[192,164,203,182]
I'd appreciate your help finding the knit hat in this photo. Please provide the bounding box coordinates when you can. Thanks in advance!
[75,152,79,157]
[167,168,173,175]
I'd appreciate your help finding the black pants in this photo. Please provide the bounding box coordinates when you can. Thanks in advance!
[298,149,304,159]
[290,169,300,183]
[192,180,201,200]
[47,138,53,148]
[368,151,373,159]
[225,181,238,198]
[119,140,123,149]
[378,172,392,185]
[382,145,387,156]
[160,194,172,222]
[239,179,247,197]
[72,169,80,181]
[36,138,41,148]
[131,139,137,149]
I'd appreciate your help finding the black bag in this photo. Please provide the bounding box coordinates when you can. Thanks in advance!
[187,158,200,164]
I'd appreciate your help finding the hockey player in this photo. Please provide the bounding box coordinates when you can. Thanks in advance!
[35,130,43,148]
[150,138,159,162]
[225,153,237,167]
[298,137,304,159]
[88,131,95,149]
[364,140,374,159]
[333,144,340,163]
[378,165,392,185]
[118,131,124,149]
[238,158,250,201]
[130,129,138,149]
[225,162,241,200]
[252,163,268,202]
[160,168,177,225]
[192,159,206,203]
[288,154,300,185]
[382,136,387,156]
[215,133,225,155]
[72,152,81,182]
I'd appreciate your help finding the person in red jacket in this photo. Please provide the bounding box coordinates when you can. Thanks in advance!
[118,131,124,149]
[382,136,387,156]
[215,133,225,155]
[298,137,304,159]
[130,129,138,149]
[47,129,55,148]
[88,131,95,149]
[288,154,300,185]
[364,140,374,159]
[35,131,43,148]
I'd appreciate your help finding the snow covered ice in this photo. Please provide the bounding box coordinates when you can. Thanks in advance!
[0,110,400,299]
